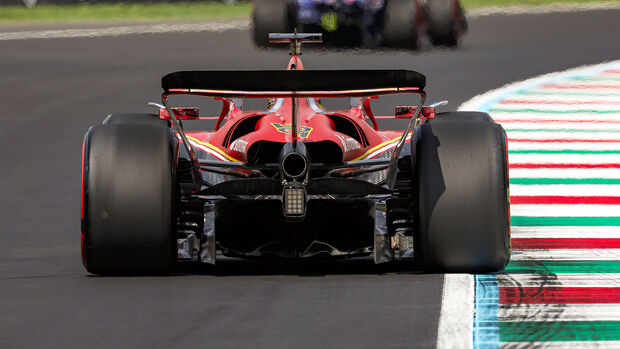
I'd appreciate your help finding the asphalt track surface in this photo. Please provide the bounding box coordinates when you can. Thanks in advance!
[1,9,619,348]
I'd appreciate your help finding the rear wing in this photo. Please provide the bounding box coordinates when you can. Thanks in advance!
[159,69,427,192]
[161,70,426,98]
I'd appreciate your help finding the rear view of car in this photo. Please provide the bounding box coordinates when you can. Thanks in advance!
[252,0,467,48]
[81,33,508,276]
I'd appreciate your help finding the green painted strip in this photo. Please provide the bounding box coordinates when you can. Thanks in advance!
[518,91,620,97]
[499,321,620,342]
[510,150,620,154]
[511,216,620,226]
[510,178,620,185]
[505,261,620,274]
[505,128,620,133]
[490,108,620,114]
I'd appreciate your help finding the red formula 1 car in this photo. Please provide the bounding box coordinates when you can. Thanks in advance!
[81,33,509,275]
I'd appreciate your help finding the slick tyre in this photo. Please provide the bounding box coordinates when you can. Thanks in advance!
[81,123,179,275]
[252,0,292,47]
[425,0,467,47]
[383,0,420,49]
[413,112,510,273]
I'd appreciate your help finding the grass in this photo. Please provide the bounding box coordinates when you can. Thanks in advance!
[0,2,251,23]
[0,0,617,24]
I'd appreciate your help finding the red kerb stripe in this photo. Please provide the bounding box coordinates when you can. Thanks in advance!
[512,238,620,249]
[511,196,620,204]
[500,287,620,304]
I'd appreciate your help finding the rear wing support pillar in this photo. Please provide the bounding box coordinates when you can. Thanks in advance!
[386,91,426,191]
[162,94,203,192]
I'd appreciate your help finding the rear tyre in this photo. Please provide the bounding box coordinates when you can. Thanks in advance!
[81,123,179,275]
[425,0,467,47]
[382,0,420,49]
[412,112,510,273]
[252,0,293,47]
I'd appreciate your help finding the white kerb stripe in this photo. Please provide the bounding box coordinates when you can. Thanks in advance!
[498,304,620,322]
[508,142,620,151]
[494,273,620,288]
[510,184,620,196]
[511,249,620,261]
[511,205,620,217]
[510,154,620,164]
[511,226,620,238]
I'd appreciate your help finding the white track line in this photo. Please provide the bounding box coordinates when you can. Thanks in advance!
[436,274,473,349]
[511,205,620,217]
[494,274,620,288]
[498,304,620,322]
[0,20,250,41]
[511,249,620,261]
[511,226,620,239]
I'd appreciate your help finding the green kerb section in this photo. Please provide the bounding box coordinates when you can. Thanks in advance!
[505,128,620,133]
[510,150,620,154]
[500,321,620,342]
[510,178,620,185]
[505,261,620,274]
[490,108,620,114]
[511,216,620,226]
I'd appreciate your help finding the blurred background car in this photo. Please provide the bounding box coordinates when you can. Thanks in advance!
[252,0,467,48]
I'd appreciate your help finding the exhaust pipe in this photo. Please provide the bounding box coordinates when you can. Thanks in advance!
[282,152,308,179]
[279,142,309,180]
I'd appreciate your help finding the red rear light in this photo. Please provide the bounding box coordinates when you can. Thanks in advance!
[159,107,200,120]
[394,106,436,119]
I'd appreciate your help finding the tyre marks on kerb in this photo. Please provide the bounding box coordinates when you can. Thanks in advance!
[438,60,620,348]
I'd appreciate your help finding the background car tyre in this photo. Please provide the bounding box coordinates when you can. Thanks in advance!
[252,0,293,47]
[425,0,467,47]
[412,112,510,273]
[81,123,179,275]
[382,0,420,49]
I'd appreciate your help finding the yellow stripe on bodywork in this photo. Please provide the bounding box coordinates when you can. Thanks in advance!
[186,135,242,162]
[353,136,402,160]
